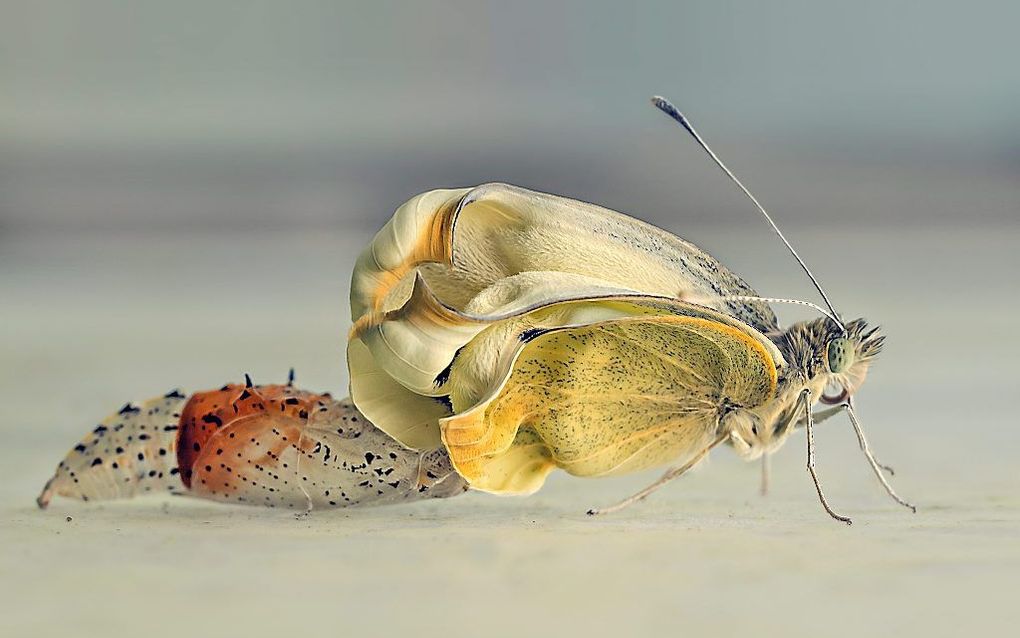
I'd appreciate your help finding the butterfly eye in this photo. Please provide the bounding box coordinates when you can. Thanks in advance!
[820,386,849,405]
[826,338,854,374]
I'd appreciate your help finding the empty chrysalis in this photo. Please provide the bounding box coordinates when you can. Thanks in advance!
[38,97,914,525]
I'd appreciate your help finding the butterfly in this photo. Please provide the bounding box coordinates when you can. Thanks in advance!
[347,98,913,524]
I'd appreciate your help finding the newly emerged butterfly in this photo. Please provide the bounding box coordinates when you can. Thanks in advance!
[39,97,913,524]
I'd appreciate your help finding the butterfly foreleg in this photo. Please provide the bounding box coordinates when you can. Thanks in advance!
[808,404,847,426]
[585,433,728,517]
[797,404,895,476]
[802,388,853,525]
[844,398,916,513]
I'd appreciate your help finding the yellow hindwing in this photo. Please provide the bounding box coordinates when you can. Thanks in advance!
[440,315,778,494]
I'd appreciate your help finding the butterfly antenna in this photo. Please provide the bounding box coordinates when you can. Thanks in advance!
[651,95,845,333]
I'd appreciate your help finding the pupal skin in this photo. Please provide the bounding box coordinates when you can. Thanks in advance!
[38,381,468,510]
[721,317,884,460]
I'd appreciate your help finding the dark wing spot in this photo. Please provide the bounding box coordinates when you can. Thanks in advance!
[519,327,547,343]
[433,345,466,388]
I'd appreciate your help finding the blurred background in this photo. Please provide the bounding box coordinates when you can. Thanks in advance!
[2,0,1018,231]
[2,2,1018,637]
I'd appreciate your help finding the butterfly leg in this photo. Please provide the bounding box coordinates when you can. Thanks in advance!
[809,405,845,425]
[586,433,727,516]
[802,389,853,525]
[844,399,897,477]
[759,452,771,496]
[799,405,895,476]
[844,398,916,513]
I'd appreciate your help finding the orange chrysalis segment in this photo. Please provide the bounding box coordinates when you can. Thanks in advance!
[176,383,330,488]
[182,391,467,509]
[186,412,307,507]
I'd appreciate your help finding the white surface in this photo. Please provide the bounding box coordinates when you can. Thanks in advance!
[2,227,1018,637]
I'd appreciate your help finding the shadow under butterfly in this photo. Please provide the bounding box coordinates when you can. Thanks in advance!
[39,97,914,525]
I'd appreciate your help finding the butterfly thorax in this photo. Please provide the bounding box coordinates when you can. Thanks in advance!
[720,316,884,461]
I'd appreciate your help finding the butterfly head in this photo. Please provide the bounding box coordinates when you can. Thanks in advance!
[776,317,885,404]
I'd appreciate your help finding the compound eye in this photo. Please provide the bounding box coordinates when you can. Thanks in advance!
[820,386,848,405]
[826,338,854,374]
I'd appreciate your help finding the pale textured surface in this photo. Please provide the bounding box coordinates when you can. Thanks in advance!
[2,228,1018,638]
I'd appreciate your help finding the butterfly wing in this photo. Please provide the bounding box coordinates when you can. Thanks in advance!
[350,183,778,334]
[440,315,779,494]
[350,273,783,449]
[442,295,784,415]
[346,336,453,450]
[347,182,782,455]
[353,271,642,398]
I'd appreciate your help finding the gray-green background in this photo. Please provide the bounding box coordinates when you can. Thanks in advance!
[2,0,1018,230]
[2,3,1018,638]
